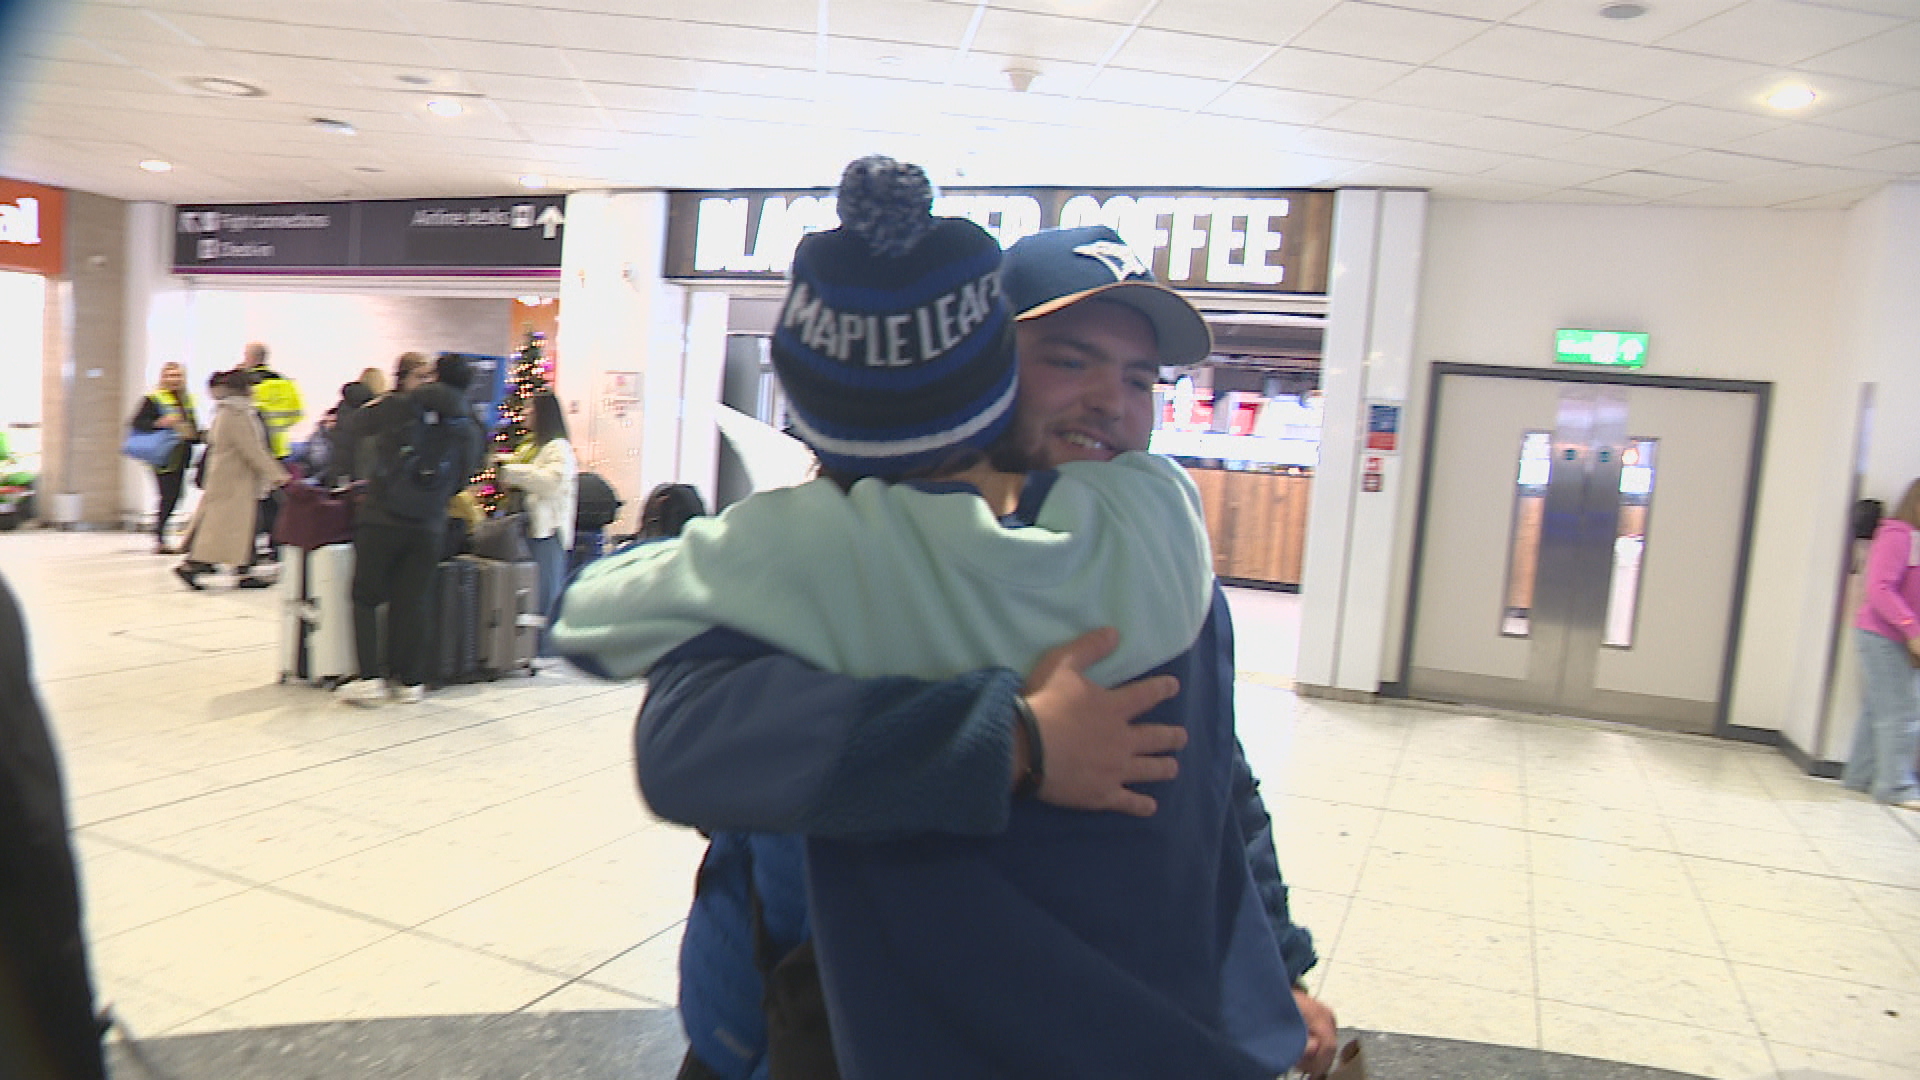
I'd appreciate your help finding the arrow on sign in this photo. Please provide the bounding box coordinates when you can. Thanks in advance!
[536,205,564,239]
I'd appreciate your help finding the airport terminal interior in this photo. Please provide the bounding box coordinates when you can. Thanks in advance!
[5,0,1920,1078]
[3,529,1911,1080]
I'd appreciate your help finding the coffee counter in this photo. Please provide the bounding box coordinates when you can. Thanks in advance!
[1188,467,1311,588]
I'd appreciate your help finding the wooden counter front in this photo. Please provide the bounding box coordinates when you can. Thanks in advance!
[1188,467,1312,587]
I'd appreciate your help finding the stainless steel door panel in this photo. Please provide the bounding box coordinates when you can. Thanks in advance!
[1406,369,1763,735]
[1407,375,1560,684]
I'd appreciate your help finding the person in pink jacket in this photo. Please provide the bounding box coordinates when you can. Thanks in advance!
[1845,479,1920,808]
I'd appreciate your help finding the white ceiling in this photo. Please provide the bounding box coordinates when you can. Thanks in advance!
[1,0,1916,208]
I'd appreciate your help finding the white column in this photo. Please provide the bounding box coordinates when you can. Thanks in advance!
[557,191,691,528]
[120,201,177,524]
[676,291,729,511]
[1811,182,1920,762]
[1296,189,1429,695]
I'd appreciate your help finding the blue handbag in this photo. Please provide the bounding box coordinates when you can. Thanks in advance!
[122,428,179,468]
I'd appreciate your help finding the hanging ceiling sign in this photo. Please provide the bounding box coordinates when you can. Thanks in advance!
[665,187,1333,294]
[173,195,567,276]
[0,177,65,276]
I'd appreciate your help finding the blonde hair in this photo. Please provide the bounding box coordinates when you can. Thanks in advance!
[393,351,430,386]
[1895,479,1920,529]
[358,367,390,395]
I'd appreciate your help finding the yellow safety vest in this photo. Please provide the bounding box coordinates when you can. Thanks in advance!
[249,368,303,459]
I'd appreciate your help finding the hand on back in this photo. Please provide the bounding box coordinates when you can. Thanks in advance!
[1022,626,1185,817]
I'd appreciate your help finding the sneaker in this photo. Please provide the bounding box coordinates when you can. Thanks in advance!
[390,683,425,705]
[173,564,205,591]
[236,574,273,589]
[339,679,391,707]
[155,543,179,555]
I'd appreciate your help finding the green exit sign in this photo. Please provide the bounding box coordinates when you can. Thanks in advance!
[1556,329,1648,368]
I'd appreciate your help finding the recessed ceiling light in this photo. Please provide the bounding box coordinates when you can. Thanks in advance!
[312,117,357,136]
[396,73,434,86]
[518,174,547,189]
[354,166,385,173]
[139,159,173,173]
[1599,2,1648,18]
[877,55,902,66]
[425,98,463,118]
[1765,84,1818,110]
[186,76,264,97]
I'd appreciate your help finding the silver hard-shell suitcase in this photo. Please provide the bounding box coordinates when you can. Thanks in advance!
[458,555,539,676]
[280,542,355,687]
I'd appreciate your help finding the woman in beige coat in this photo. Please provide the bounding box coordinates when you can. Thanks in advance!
[176,371,289,589]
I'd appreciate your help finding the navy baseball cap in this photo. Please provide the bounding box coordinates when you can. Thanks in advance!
[999,225,1213,365]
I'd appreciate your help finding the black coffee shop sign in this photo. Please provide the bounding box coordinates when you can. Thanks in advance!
[173,195,567,276]
[665,187,1333,294]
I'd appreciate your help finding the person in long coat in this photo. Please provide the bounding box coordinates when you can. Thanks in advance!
[176,371,288,590]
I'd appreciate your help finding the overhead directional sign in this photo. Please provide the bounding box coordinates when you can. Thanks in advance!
[173,195,568,275]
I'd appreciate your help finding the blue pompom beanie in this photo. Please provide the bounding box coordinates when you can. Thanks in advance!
[771,156,1018,479]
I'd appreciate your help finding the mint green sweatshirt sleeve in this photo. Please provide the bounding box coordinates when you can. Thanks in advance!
[551,453,1214,687]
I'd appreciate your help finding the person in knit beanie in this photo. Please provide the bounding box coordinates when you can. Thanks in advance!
[552,158,1303,1079]
[772,154,1019,482]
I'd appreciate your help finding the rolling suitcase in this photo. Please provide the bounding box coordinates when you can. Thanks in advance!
[459,555,539,677]
[280,543,355,687]
[428,558,481,686]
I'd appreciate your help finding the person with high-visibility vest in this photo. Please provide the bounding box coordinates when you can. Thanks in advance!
[128,362,200,554]
[243,342,302,562]
[244,342,302,459]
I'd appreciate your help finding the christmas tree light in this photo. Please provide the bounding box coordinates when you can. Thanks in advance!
[476,330,554,514]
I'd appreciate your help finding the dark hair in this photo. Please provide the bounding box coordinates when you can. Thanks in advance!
[1853,498,1885,541]
[435,353,473,391]
[638,483,707,539]
[816,421,1030,494]
[530,393,568,444]
[215,369,256,392]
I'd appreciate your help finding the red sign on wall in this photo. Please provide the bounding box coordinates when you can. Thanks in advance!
[0,177,65,276]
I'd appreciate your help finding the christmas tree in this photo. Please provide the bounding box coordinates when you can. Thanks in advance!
[476,330,554,514]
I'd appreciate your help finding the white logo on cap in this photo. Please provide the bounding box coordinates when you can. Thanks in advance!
[1073,240,1149,282]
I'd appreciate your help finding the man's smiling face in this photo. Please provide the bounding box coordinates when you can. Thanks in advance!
[1009,298,1161,468]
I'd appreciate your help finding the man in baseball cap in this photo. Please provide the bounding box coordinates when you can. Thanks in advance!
[1003,224,1214,364]
[993,225,1212,471]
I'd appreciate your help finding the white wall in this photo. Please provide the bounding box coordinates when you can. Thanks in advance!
[0,270,45,428]
[1816,183,1920,761]
[157,291,515,443]
[1407,199,1853,743]
[558,191,694,532]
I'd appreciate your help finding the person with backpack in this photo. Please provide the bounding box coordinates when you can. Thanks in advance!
[498,392,578,651]
[340,353,483,706]
[1844,478,1920,809]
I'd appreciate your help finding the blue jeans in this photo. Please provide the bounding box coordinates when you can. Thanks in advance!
[528,534,565,657]
[1842,628,1920,803]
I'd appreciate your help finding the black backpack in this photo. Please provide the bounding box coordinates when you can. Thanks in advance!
[374,400,474,522]
[575,471,622,531]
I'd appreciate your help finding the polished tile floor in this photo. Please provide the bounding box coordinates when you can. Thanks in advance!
[6,531,1919,1080]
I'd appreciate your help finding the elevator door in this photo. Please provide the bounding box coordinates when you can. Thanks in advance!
[1405,370,1764,734]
